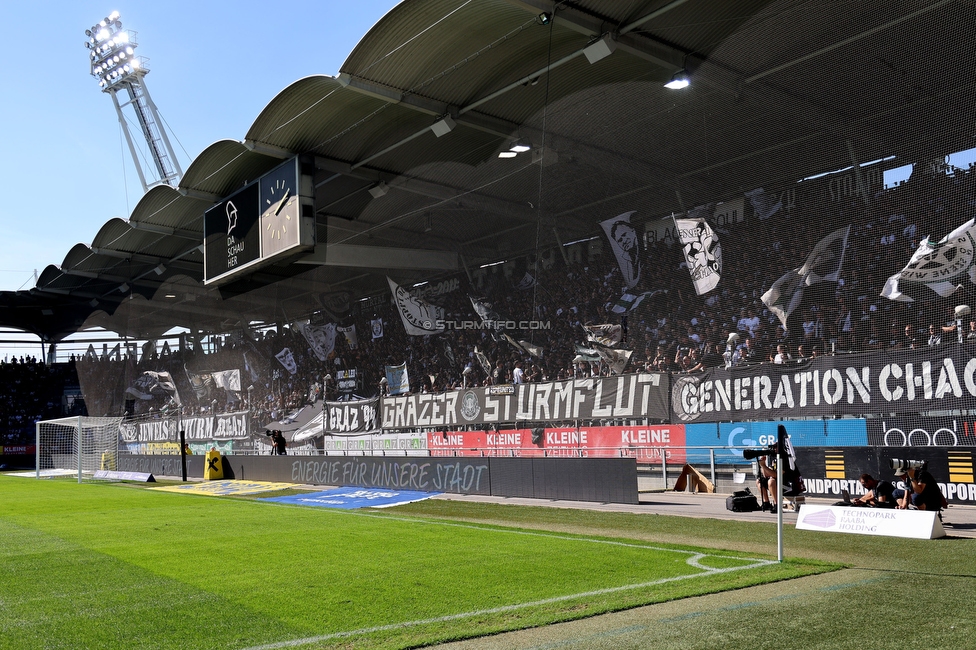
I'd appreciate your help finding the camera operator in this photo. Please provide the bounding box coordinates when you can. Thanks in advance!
[852,473,894,508]
[893,465,941,511]
[266,429,288,456]
[755,455,778,512]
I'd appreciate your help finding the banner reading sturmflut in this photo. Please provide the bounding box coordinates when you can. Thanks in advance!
[380,373,668,428]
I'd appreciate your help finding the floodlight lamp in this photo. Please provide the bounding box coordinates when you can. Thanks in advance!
[130,59,140,69]
[108,11,120,22]
[89,298,99,307]
[583,34,616,64]
[537,12,551,25]
[498,151,518,159]
[118,283,129,293]
[368,182,389,199]
[430,115,456,137]
[154,264,166,275]
[664,69,690,89]
[509,140,531,153]
[97,28,110,41]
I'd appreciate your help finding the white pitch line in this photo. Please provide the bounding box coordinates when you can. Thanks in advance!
[239,553,775,650]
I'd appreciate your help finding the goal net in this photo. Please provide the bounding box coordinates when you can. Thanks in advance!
[35,416,123,483]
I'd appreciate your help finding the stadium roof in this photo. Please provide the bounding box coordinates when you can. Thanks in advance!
[5,0,973,341]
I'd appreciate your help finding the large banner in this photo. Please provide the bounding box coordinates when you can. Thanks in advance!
[671,345,976,423]
[381,374,668,429]
[118,411,250,444]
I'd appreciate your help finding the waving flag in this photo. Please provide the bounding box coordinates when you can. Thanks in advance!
[882,218,976,301]
[125,371,182,406]
[600,211,642,289]
[762,225,850,327]
[389,277,444,336]
[675,217,722,295]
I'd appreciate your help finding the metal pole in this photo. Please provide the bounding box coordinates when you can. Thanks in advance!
[777,459,784,562]
[180,427,187,482]
[77,415,83,484]
[709,447,716,485]
[661,452,668,489]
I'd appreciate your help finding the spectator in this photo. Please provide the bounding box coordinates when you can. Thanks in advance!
[853,473,894,508]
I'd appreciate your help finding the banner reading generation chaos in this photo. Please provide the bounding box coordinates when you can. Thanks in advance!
[381,373,668,428]
[672,345,976,423]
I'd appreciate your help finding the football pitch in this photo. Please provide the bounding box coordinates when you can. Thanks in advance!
[0,476,829,649]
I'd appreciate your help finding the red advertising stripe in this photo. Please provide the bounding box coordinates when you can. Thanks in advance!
[425,425,685,461]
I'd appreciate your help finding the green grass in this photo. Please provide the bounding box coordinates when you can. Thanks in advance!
[0,476,828,649]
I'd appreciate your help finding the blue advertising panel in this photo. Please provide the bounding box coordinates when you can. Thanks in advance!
[685,420,867,464]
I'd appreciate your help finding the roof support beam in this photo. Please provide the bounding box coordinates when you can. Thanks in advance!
[336,73,519,139]
[127,220,202,241]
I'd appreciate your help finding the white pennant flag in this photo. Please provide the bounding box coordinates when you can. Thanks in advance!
[211,369,241,392]
[882,218,976,302]
[388,277,444,336]
[675,218,722,295]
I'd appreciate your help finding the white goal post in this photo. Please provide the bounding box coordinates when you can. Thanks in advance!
[35,416,123,483]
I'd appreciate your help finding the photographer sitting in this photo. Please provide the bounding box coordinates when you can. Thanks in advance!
[893,465,942,511]
[755,455,778,512]
[852,473,894,508]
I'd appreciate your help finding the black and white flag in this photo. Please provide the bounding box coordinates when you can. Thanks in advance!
[583,323,623,347]
[469,295,501,325]
[882,218,976,301]
[675,217,722,295]
[338,324,358,350]
[370,318,384,339]
[600,211,642,289]
[762,225,850,327]
[388,277,444,336]
[275,348,298,375]
[294,321,336,362]
[125,371,182,406]
[474,346,492,375]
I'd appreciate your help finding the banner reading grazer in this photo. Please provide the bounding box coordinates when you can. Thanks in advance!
[671,345,976,423]
[381,374,668,428]
[118,411,249,443]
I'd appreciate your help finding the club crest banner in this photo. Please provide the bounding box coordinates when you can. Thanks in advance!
[381,373,668,428]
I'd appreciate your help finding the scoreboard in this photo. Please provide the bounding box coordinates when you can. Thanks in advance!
[203,157,315,285]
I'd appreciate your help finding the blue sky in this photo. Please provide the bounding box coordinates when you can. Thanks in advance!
[0,0,401,294]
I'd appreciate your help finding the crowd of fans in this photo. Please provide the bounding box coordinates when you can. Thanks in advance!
[11,160,976,424]
[0,356,82,445]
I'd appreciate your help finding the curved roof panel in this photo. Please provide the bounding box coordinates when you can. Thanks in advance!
[3,0,971,343]
[179,140,279,199]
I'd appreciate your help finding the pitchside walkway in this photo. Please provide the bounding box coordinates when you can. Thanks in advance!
[431,490,976,538]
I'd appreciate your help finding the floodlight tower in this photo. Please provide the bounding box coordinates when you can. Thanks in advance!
[84,11,183,192]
